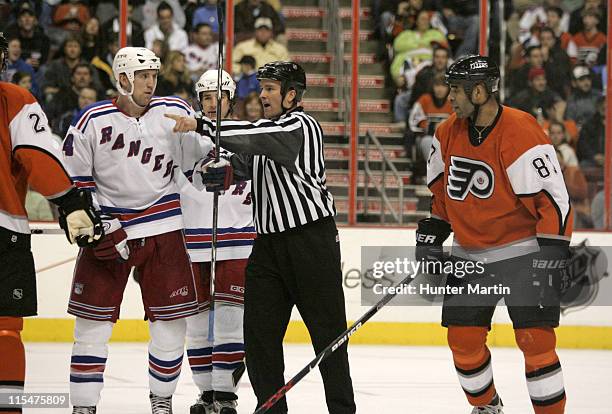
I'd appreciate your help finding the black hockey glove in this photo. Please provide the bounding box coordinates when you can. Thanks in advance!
[53,188,104,247]
[201,158,234,193]
[530,239,571,306]
[415,218,452,273]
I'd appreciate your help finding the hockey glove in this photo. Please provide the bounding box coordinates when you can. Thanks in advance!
[415,218,452,273]
[93,218,130,262]
[530,239,571,306]
[54,188,104,247]
[201,158,234,193]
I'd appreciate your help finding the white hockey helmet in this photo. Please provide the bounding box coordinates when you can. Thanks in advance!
[112,47,161,96]
[195,69,236,100]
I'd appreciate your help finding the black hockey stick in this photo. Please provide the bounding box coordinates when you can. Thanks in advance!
[208,0,226,342]
[252,273,414,414]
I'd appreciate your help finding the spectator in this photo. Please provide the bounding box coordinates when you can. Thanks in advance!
[440,0,479,57]
[45,63,96,135]
[577,96,605,168]
[52,0,90,33]
[545,6,577,62]
[80,17,104,62]
[235,55,259,100]
[590,189,610,229]
[151,39,169,65]
[539,27,571,99]
[390,9,446,84]
[137,0,186,31]
[3,1,51,70]
[407,44,450,109]
[12,71,33,92]
[407,73,452,165]
[101,4,145,48]
[242,91,264,122]
[232,17,289,75]
[156,50,194,99]
[389,0,424,39]
[506,67,560,119]
[540,96,579,147]
[565,65,601,127]
[571,8,606,67]
[144,1,188,53]
[1,37,40,98]
[234,0,285,42]
[184,23,219,81]
[41,36,101,102]
[507,45,543,96]
[518,0,569,44]
[55,86,98,138]
[551,131,592,228]
[568,0,606,35]
[192,0,220,34]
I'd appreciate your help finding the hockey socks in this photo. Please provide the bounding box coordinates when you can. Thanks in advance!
[69,318,113,408]
[515,327,566,414]
[0,317,25,414]
[148,319,186,397]
[448,326,498,407]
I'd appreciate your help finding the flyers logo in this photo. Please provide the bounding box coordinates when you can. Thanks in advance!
[447,156,494,201]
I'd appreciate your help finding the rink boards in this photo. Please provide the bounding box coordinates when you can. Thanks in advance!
[25,224,612,348]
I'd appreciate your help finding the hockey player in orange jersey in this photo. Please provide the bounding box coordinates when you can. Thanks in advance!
[417,55,572,414]
[0,32,103,414]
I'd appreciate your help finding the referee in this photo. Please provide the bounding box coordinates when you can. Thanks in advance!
[165,61,356,414]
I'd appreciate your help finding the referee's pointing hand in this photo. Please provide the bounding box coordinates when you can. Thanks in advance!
[164,113,198,133]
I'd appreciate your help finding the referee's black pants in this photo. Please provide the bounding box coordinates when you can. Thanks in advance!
[244,216,356,414]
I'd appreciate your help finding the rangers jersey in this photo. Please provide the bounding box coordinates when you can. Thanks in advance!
[1,82,73,234]
[63,96,201,239]
[428,106,573,261]
[180,135,256,263]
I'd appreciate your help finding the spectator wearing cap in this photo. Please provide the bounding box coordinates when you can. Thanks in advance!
[234,0,285,43]
[518,0,569,44]
[577,96,605,168]
[506,67,560,119]
[232,17,289,75]
[539,27,571,99]
[235,55,260,100]
[3,1,51,70]
[571,8,606,67]
[565,65,601,127]
[191,0,219,34]
[507,44,543,96]
[144,1,189,53]
[184,23,219,81]
[52,0,90,32]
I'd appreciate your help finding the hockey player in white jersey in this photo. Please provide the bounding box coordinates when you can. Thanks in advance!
[180,70,254,414]
[61,47,202,414]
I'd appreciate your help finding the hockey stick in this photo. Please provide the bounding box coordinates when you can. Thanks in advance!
[30,228,64,235]
[252,273,414,414]
[208,0,226,343]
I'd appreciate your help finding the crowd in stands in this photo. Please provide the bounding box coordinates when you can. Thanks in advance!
[0,0,610,229]
[0,0,284,221]
[374,0,608,228]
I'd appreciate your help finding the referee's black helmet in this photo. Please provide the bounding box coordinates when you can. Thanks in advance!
[257,61,307,102]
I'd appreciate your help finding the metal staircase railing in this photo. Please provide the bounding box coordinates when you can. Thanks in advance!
[364,131,404,224]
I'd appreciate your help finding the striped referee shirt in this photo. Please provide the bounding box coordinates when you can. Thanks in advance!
[196,107,336,234]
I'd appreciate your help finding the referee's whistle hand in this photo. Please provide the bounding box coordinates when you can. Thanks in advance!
[164,113,197,133]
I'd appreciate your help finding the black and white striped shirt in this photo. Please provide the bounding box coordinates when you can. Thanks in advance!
[196,107,336,234]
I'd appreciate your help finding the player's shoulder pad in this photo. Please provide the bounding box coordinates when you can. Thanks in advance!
[71,99,115,131]
[500,106,552,163]
[433,112,459,142]
[149,95,193,115]
[0,81,37,120]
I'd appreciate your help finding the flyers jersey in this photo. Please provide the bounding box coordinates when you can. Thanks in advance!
[0,82,72,234]
[427,106,573,261]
